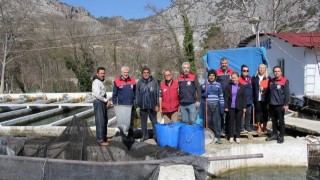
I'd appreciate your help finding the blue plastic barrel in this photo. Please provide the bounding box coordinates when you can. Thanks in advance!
[155,122,185,148]
[178,124,205,155]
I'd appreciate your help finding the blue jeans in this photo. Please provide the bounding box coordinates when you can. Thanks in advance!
[180,103,197,124]
[207,103,221,138]
[242,105,252,131]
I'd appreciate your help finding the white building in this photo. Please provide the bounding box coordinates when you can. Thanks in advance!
[238,33,320,99]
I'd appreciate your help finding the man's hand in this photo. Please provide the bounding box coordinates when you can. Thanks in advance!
[155,106,159,112]
[195,102,200,108]
[107,100,113,106]
[202,92,209,98]
[260,87,264,92]
[283,105,288,112]
[224,108,228,112]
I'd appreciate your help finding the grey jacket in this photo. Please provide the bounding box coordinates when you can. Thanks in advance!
[92,76,108,103]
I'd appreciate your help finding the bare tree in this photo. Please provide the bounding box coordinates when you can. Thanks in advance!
[0,0,33,93]
[146,2,185,68]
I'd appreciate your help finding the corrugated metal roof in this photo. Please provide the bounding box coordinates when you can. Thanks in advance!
[237,32,320,48]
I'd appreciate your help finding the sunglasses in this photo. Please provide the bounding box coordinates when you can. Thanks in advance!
[242,70,249,72]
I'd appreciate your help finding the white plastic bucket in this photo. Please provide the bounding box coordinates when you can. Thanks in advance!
[114,105,132,133]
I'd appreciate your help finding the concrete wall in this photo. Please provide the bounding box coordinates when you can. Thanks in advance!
[205,137,308,175]
[0,92,113,100]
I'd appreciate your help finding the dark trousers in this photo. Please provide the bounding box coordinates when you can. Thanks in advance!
[206,103,221,138]
[254,101,268,123]
[221,112,228,133]
[93,99,108,143]
[270,105,285,137]
[140,109,158,139]
[242,105,252,131]
[128,106,135,137]
[228,108,243,138]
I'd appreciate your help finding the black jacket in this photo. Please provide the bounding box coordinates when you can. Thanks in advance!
[252,75,271,102]
[135,76,159,109]
[268,76,290,106]
[224,83,247,110]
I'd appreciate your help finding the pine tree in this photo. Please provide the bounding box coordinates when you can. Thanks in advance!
[182,12,196,74]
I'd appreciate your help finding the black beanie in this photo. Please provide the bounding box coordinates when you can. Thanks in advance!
[141,66,151,74]
[208,69,217,77]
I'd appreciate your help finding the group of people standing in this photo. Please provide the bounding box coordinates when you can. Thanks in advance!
[201,58,290,144]
[91,58,289,147]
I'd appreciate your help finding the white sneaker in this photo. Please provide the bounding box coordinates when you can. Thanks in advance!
[229,138,234,143]
[235,138,240,144]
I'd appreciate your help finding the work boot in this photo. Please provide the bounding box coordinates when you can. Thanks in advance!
[277,136,284,144]
[257,122,261,133]
[140,136,149,142]
[127,128,134,138]
[216,138,222,144]
[266,133,278,141]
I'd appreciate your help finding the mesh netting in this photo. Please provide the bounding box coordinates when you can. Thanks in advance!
[0,116,211,179]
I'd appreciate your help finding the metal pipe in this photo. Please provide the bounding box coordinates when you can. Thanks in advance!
[207,153,263,161]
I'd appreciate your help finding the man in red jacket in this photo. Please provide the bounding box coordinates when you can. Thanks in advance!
[159,70,180,123]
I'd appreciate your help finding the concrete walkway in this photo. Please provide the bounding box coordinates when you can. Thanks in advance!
[285,115,320,135]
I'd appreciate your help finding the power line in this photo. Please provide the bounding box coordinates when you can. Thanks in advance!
[261,31,305,67]
[0,20,318,53]
[0,33,165,54]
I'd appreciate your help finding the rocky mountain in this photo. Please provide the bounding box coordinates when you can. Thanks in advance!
[1,0,319,93]
[31,0,97,22]
[147,0,320,48]
[29,0,320,48]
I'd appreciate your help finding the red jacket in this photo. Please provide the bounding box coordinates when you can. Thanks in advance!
[160,80,179,113]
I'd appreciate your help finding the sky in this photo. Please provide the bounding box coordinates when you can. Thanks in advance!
[61,0,174,19]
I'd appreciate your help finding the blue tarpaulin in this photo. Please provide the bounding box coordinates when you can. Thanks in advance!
[196,47,269,125]
[201,47,269,76]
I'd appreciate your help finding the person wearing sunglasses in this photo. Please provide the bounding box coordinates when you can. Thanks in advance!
[239,64,253,133]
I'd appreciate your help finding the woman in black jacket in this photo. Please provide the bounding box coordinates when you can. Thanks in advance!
[224,72,247,143]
